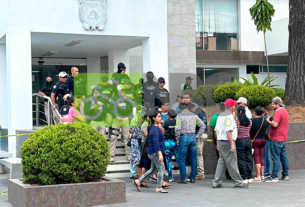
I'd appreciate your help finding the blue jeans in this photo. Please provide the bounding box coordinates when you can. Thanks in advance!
[178,135,197,180]
[270,140,289,178]
[264,139,271,176]
[164,139,179,179]
[130,164,137,177]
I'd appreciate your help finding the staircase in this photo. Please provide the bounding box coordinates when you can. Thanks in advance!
[105,132,191,178]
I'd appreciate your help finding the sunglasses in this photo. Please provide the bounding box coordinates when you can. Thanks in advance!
[159,81,165,84]
[61,76,68,79]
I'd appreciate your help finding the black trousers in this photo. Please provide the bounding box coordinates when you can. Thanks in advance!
[236,138,253,180]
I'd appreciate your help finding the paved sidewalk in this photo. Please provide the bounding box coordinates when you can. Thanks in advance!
[1,170,304,207]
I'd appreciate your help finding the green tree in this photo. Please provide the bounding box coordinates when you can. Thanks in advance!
[250,0,275,87]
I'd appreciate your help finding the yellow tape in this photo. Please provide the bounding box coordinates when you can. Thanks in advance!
[1,190,8,196]
[0,133,33,138]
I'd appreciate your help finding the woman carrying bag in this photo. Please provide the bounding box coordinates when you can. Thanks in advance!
[250,106,270,182]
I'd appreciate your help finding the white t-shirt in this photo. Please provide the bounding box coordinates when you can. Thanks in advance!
[245,107,252,119]
[214,112,237,141]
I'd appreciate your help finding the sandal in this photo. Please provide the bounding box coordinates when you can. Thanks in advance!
[132,180,142,192]
[162,183,171,188]
[140,182,150,187]
[155,188,168,193]
[252,177,261,182]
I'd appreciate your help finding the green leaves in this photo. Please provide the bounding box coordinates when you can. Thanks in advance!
[212,84,244,103]
[232,72,279,88]
[21,123,110,185]
[249,0,275,33]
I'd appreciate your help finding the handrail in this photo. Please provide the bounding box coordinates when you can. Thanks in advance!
[32,93,61,126]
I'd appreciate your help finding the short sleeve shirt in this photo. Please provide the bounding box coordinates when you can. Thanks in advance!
[270,107,289,142]
[214,112,237,141]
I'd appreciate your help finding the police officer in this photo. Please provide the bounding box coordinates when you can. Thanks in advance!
[67,66,79,95]
[51,71,70,112]
[39,77,54,122]
[152,77,170,110]
[183,76,193,90]
[143,71,158,110]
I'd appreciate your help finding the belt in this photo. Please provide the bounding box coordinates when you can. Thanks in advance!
[181,133,195,137]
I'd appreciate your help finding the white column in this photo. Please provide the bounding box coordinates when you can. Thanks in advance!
[239,65,247,83]
[108,50,129,73]
[86,57,101,94]
[6,29,32,157]
[142,37,169,89]
[0,44,8,129]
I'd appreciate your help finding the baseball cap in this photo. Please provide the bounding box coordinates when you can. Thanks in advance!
[158,77,165,83]
[224,99,238,108]
[186,76,193,80]
[101,76,108,81]
[237,97,248,105]
[168,109,177,118]
[57,71,68,78]
[118,62,126,69]
[272,96,285,107]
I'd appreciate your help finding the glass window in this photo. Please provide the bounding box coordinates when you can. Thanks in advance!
[195,0,239,51]
[262,66,287,73]
[247,65,260,74]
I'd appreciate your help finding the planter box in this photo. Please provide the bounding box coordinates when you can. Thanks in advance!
[8,177,126,207]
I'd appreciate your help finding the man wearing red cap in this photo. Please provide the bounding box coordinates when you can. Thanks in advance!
[212,99,248,188]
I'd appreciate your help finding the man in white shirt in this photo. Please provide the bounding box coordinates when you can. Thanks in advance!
[237,97,252,119]
[212,99,248,188]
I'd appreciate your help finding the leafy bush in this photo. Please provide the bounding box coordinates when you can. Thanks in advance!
[21,122,109,185]
[236,85,275,108]
[197,85,217,106]
[232,72,279,88]
[183,89,205,107]
[212,83,244,103]
[274,88,285,100]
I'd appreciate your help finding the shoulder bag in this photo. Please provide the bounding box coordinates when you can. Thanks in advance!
[251,118,264,147]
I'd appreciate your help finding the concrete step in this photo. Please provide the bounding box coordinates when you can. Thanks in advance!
[107,161,182,172]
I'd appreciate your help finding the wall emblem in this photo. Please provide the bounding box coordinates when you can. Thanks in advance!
[79,0,107,31]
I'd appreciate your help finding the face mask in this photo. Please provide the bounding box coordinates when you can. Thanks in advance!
[46,81,53,86]
[147,76,153,82]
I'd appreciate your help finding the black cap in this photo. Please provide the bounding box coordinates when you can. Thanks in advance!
[186,76,193,80]
[168,109,177,118]
[158,77,165,83]
[147,71,154,76]
[118,62,126,70]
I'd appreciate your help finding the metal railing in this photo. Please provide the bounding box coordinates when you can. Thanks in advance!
[32,94,61,127]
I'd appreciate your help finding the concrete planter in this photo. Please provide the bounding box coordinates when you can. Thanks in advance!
[8,177,126,207]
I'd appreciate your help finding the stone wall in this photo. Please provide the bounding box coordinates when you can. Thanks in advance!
[129,46,143,74]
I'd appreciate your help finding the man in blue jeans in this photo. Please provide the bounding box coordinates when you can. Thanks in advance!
[175,103,206,184]
[266,97,290,182]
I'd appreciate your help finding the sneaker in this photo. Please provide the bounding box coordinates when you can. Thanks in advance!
[109,157,114,162]
[282,176,289,181]
[187,178,190,182]
[261,176,265,182]
[248,178,253,184]
[266,177,279,182]
[243,179,248,184]
[149,177,157,183]
[169,178,174,182]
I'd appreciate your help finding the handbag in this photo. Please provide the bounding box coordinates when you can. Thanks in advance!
[251,118,264,147]
[140,136,149,158]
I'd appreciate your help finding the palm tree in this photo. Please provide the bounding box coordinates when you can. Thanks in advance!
[250,0,275,87]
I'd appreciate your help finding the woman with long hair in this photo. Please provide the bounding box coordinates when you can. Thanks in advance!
[235,106,253,184]
[133,110,168,193]
[251,106,270,182]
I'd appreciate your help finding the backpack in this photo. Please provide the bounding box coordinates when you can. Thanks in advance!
[60,105,70,116]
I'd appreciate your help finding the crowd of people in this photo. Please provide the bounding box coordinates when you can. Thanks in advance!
[38,63,290,193]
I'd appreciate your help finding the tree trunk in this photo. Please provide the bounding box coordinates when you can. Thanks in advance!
[263,32,271,87]
[285,0,305,105]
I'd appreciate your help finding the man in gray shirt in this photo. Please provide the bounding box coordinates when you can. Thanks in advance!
[175,103,206,184]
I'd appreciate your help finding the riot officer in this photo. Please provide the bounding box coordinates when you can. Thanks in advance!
[51,71,70,112]
[152,77,170,110]
[143,71,158,110]
[183,76,193,90]
[39,77,54,122]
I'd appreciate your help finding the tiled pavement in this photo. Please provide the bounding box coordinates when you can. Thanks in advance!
[1,170,305,207]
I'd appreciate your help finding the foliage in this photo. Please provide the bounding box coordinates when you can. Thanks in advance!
[232,72,279,88]
[236,85,275,108]
[21,122,109,185]
[250,0,275,33]
[212,83,244,103]
[274,88,285,100]
[196,85,217,106]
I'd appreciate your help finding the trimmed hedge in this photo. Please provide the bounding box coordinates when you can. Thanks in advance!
[21,122,109,185]
[212,83,244,103]
[183,85,217,107]
[236,85,275,108]
[274,88,285,100]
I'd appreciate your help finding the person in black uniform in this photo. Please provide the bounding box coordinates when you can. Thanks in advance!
[143,71,158,110]
[51,71,70,113]
[183,76,193,90]
[39,76,54,122]
[152,77,170,110]
[67,67,79,95]
[111,62,129,85]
